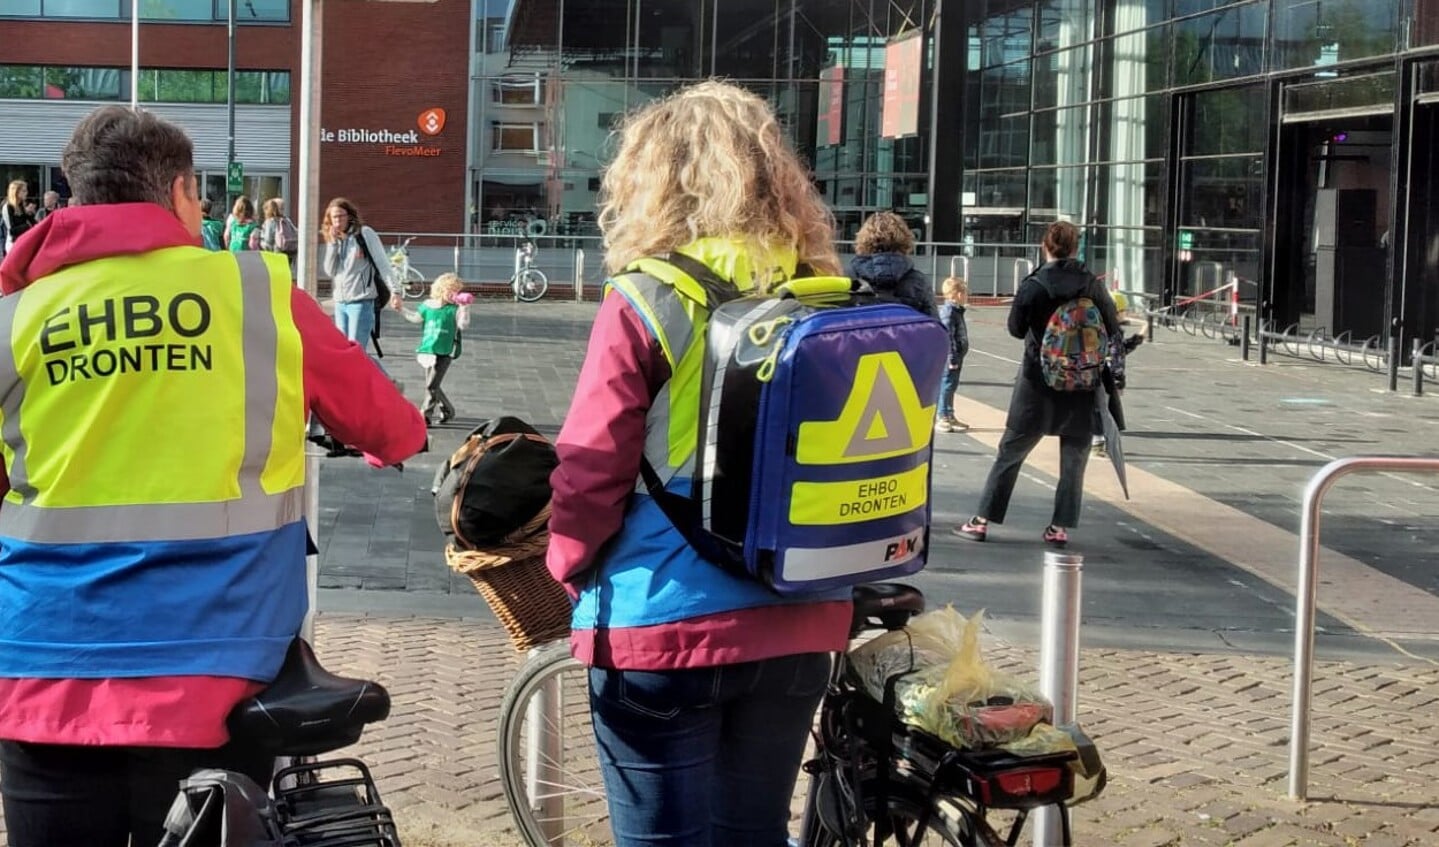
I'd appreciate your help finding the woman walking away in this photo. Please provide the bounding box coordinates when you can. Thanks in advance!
[953,220,1122,547]
[848,210,936,316]
[321,196,397,353]
[936,275,970,433]
[401,273,470,425]
[223,196,257,252]
[547,80,851,847]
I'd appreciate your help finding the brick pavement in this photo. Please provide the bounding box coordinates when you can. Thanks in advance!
[314,612,1439,847]
[4,300,1439,845]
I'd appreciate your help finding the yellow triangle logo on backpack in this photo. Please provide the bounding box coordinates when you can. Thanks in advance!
[796,352,935,465]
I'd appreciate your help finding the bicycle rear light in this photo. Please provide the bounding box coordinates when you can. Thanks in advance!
[972,765,1069,807]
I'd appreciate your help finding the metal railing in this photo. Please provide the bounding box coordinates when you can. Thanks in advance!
[1288,456,1439,801]
[361,231,1054,295]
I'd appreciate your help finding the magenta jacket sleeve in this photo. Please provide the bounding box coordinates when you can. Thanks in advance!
[547,292,670,590]
[291,288,428,465]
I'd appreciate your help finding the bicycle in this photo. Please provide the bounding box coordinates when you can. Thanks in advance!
[511,242,549,303]
[498,583,1102,846]
[158,638,402,846]
[389,237,428,300]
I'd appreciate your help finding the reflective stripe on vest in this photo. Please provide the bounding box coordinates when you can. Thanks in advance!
[0,249,305,543]
[605,264,712,490]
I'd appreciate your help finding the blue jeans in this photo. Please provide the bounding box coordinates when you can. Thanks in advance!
[939,360,963,417]
[334,299,375,352]
[589,653,831,847]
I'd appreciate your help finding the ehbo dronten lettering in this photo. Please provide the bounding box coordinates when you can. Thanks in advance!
[39,294,214,386]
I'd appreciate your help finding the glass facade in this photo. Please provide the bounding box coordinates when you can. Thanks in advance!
[0,66,292,104]
[471,0,937,240]
[0,0,288,22]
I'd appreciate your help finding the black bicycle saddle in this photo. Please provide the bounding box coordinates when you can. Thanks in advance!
[850,583,926,636]
[228,638,391,756]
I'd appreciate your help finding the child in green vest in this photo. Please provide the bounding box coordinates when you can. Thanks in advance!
[401,273,471,425]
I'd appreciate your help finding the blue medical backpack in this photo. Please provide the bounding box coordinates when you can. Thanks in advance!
[639,255,948,595]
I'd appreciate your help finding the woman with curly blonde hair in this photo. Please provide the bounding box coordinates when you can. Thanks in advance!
[548,80,850,846]
[850,210,936,316]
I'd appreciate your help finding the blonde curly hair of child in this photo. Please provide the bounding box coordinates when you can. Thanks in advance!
[430,273,465,302]
[942,275,969,305]
[597,80,839,283]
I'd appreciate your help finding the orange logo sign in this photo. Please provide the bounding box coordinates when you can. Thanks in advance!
[418,108,447,136]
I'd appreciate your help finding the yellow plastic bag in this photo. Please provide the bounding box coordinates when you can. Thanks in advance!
[848,606,1052,749]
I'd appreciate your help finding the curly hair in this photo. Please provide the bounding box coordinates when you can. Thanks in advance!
[430,272,465,302]
[854,211,915,256]
[598,80,838,282]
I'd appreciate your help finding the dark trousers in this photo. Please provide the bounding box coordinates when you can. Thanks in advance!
[976,429,1092,528]
[0,739,272,847]
[589,653,830,847]
[422,354,455,420]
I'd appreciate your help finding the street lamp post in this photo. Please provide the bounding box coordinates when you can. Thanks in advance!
[227,0,237,207]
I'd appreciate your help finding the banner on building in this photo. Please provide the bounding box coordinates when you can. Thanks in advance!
[817,66,844,147]
[881,32,923,139]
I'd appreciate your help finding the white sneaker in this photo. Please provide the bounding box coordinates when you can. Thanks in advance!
[935,416,955,433]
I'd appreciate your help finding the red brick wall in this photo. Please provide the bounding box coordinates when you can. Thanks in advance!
[2,17,298,70]
[315,0,471,236]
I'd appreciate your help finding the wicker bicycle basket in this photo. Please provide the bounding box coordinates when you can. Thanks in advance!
[444,503,572,652]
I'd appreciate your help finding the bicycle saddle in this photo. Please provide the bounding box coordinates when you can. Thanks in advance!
[228,638,391,756]
[850,582,926,635]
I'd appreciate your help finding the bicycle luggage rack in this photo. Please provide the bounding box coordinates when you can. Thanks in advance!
[272,758,401,847]
[839,662,1090,846]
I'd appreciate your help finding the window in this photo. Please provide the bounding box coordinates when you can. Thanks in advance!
[492,77,542,105]
[0,65,290,104]
[492,123,540,152]
[0,0,286,22]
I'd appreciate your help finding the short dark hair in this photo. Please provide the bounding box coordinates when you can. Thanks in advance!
[62,106,194,208]
[1043,221,1080,260]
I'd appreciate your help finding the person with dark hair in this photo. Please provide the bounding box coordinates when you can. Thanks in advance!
[953,220,1122,547]
[199,197,224,251]
[0,105,427,847]
[848,211,937,316]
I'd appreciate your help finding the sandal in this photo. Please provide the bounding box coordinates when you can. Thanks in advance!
[953,517,988,542]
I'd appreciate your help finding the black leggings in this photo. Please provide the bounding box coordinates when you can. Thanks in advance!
[0,740,272,847]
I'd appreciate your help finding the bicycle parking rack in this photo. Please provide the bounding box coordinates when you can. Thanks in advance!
[1410,339,1439,396]
[1288,456,1439,801]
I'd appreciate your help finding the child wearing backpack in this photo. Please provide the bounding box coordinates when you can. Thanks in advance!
[400,273,471,426]
[954,221,1122,547]
[936,275,970,433]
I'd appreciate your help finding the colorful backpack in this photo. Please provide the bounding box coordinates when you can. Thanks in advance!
[1039,295,1106,392]
[635,255,948,595]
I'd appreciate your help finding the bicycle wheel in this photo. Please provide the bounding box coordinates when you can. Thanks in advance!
[403,266,428,300]
[498,642,609,847]
[804,772,998,847]
[515,268,549,303]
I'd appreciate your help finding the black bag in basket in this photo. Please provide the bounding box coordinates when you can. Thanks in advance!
[431,416,557,549]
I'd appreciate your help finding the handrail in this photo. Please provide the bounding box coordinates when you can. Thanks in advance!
[1289,456,1439,801]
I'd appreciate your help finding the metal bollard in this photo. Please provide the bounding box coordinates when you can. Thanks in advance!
[1241,315,1251,361]
[1259,319,1269,365]
[1388,331,1401,392]
[1414,339,1424,397]
[574,248,586,302]
[526,655,565,842]
[1146,311,1155,343]
[1033,551,1083,846]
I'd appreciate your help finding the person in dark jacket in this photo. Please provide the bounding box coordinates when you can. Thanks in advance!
[936,275,970,432]
[848,211,936,316]
[953,220,1122,546]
